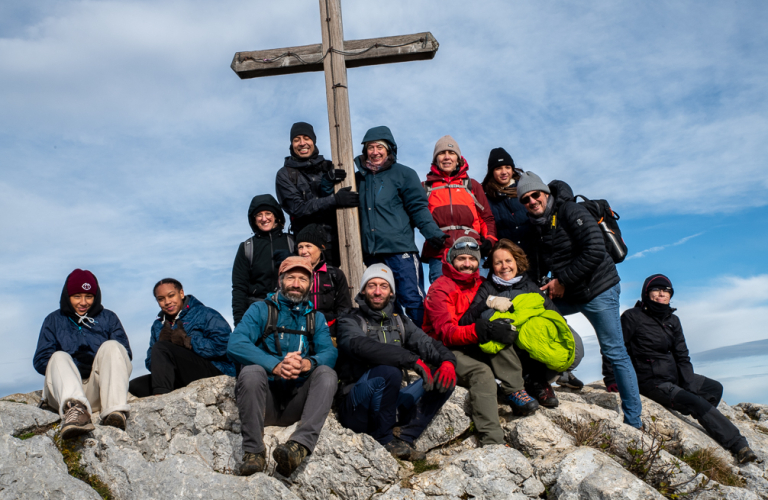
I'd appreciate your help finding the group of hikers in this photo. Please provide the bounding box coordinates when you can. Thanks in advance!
[33,122,757,479]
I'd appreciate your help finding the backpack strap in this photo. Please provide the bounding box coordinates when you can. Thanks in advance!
[256,301,317,358]
[243,236,255,266]
[423,178,485,211]
[287,234,295,253]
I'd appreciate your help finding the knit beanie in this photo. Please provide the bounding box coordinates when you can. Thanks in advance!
[516,171,551,201]
[290,122,317,144]
[67,269,98,296]
[643,274,674,299]
[448,236,481,264]
[296,223,327,249]
[432,135,462,163]
[360,263,396,295]
[487,147,515,170]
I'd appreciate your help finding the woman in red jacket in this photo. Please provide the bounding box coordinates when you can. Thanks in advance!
[422,135,497,284]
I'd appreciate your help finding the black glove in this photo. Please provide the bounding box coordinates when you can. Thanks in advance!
[334,186,360,207]
[324,169,347,183]
[476,319,516,345]
[273,249,292,268]
[428,233,449,251]
[479,237,494,257]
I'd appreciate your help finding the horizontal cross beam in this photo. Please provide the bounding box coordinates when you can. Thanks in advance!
[231,32,438,79]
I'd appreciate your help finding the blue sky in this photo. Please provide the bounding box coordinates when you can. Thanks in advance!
[1,1,767,399]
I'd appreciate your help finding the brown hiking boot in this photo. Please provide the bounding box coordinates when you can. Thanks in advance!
[736,446,758,464]
[272,440,309,477]
[102,411,126,430]
[60,400,94,440]
[385,437,426,462]
[240,451,267,476]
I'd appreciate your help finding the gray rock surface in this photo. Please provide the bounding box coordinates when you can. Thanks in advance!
[0,400,60,435]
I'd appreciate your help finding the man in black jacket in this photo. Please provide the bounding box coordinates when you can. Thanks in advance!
[275,122,359,266]
[336,264,457,461]
[616,274,757,463]
[231,194,293,326]
[518,171,643,429]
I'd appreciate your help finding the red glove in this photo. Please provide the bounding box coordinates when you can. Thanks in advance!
[412,359,434,391]
[606,383,619,393]
[433,361,457,393]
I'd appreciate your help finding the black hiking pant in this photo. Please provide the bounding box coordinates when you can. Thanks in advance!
[128,341,222,397]
[644,374,748,453]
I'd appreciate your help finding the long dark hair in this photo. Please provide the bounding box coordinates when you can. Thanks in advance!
[482,165,523,200]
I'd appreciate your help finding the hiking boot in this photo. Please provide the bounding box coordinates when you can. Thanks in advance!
[102,411,126,430]
[384,437,426,462]
[240,451,267,476]
[556,372,584,390]
[530,382,559,408]
[272,440,309,477]
[60,400,94,440]
[507,389,539,416]
[736,446,758,464]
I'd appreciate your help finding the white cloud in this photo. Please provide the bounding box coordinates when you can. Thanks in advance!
[627,232,704,260]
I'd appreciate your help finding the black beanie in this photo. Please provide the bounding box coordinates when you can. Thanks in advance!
[642,274,674,301]
[296,223,327,249]
[290,122,317,144]
[487,147,515,170]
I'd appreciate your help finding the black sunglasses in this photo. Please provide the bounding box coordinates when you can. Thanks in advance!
[520,191,543,205]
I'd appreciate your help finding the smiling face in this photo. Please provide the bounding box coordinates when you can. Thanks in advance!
[155,283,185,316]
[297,242,323,267]
[280,270,311,303]
[493,165,514,186]
[363,277,393,311]
[69,294,95,315]
[492,248,519,281]
[254,210,276,232]
[452,254,479,274]
[366,142,389,166]
[292,135,315,159]
[436,150,459,173]
[521,191,549,217]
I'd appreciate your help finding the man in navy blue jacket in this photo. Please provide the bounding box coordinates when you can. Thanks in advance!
[34,269,133,439]
[228,256,338,478]
[128,278,235,397]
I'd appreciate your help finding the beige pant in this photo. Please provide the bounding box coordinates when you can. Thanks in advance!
[44,340,132,419]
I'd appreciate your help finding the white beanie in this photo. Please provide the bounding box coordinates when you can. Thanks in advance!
[359,263,396,295]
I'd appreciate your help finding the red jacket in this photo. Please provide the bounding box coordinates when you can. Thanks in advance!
[421,159,497,260]
[422,259,483,347]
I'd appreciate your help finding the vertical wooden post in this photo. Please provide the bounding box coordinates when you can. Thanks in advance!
[319,0,364,298]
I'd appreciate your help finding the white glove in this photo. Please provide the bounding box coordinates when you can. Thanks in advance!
[486,295,512,312]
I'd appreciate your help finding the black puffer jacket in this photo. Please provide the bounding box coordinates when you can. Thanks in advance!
[459,273,558,326]
[275,149,336,235]
[336,296,456,393]
[530,180,619,303]
[309,260,352,337]
[231,194,293,326]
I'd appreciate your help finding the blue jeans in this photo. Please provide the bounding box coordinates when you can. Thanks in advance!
[554,283,643,428]
[364,252,426,327]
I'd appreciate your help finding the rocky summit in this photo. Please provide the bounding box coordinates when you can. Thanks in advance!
[1,377,767,500]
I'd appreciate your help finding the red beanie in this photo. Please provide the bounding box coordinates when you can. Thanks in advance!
[67,269,98,296]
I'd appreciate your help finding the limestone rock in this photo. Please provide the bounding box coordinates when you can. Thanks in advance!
[413,386,471,452]
[0,434,101,500]
[0,400,60,436]
[0,390,43,406]
[504,410,575,458]
[552,446,665,499]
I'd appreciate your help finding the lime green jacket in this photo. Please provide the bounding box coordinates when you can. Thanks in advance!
[483,293,575,372]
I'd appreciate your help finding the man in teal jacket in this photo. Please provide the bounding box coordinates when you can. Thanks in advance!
[228,256,338,478]
[355,126,447,327]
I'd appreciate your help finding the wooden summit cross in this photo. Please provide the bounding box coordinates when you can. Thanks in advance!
[230,0,439,296]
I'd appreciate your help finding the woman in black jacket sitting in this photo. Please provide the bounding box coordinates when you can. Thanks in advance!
[619,274,756,463]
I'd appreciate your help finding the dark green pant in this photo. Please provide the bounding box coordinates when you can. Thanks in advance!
[452,345,524,446]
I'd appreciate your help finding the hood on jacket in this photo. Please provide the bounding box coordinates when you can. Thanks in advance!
[440,256,482,288]
[547,180,575,207]
[247,194,286,234]
[639,274,676,318]
[360,126,398,160]
[427,157,469,181]
[59,270,104,320]
[157,294,193,323]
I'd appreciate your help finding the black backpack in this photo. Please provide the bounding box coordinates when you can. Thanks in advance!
[574,195,628,264]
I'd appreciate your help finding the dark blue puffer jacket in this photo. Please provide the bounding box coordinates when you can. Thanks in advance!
[487,195,534,253]
[146,295,235,377]
[354,126,444,255]
[33,277,132,379]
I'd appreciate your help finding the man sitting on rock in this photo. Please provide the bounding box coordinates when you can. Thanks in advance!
[610,274,758,463]
[33,269,133,439]
[227,256,338,477]
[423,238,539,447]
[128,278,235,398]
[336,264,457,461]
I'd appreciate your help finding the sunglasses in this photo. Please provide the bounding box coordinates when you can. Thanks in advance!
[520,191,543,205]
[453,241,479,250]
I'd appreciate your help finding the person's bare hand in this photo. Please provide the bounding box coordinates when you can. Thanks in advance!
[541,278,565,299]
[282,352,303,379]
